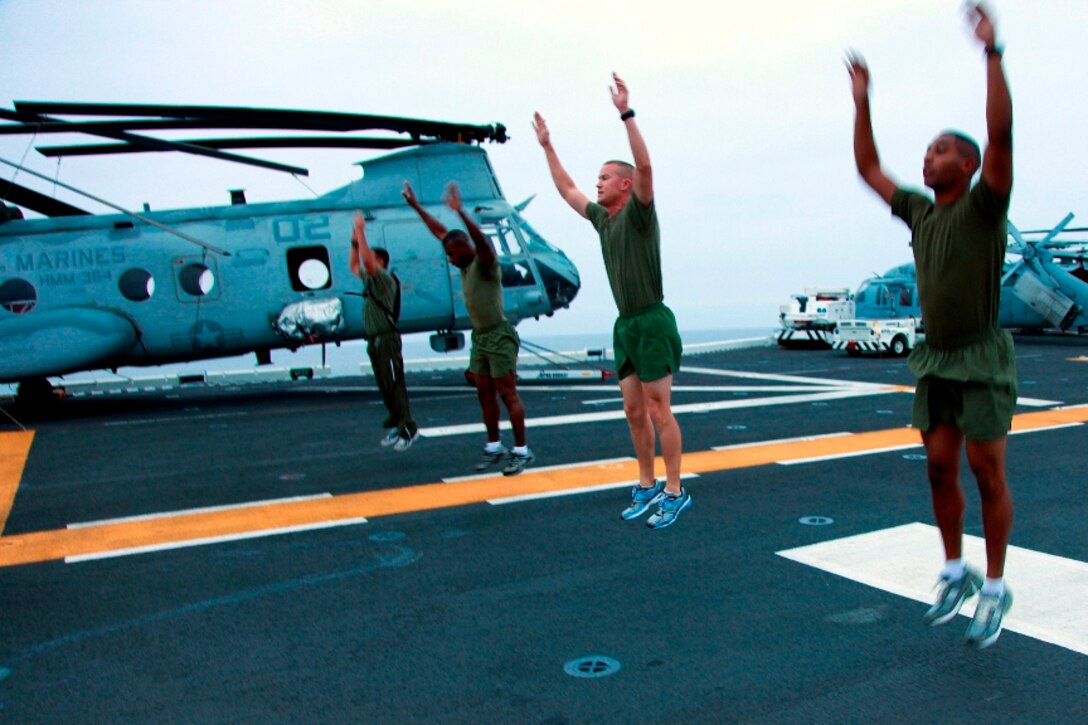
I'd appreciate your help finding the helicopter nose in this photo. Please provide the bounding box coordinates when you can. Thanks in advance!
[535,255,580,311]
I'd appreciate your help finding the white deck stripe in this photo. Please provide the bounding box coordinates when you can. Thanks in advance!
[774,422,1084,465]
[417,387,904,438]
[712,431,853,451]
[1016,396,1064,407]
[672,385,862,393]
[1009,422,1083,436]
[778,522,1088,656]
[681,366,887,388]
[65,518,370,563]
[68,494,334,528]
[104,412,249,427]
[441,457,635,483]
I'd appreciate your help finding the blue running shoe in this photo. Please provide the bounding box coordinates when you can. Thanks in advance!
[502,448,534,476]
[922,568,982,626]
[965,587,1013,649]
[380,429,399,448]
[393,429,419,453]
[475,444,508,471]
[646,487,692,529]
[620,479,665,520]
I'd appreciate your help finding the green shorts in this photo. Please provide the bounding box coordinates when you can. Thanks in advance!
[470,320,519,378]
[909,327,1017,440]
[613,302,682,382]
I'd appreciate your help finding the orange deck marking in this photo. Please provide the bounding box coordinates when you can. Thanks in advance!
[0,431,35,535]
[0,406,1085,568]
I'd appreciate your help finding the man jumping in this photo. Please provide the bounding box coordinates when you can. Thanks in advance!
[349,212,417,451]
[848,3,1015,648]
[403,180,533,476]
[534,73,688,529]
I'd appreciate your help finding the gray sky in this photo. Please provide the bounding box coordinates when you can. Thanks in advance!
[2,0,1085,339]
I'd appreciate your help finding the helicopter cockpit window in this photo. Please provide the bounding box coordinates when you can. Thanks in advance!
[0,278,37,314]
[854,281,869,304]
[481,220,525,257]
[119,269,155,302]
[899,286,913,306]
[481,220,536,288]
[517,218,561,254]
[286,246,332,292]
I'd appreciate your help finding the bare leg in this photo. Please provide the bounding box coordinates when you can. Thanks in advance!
[619,373,656,488]
[642,374,682,494]
[922,424,967,563]
[966,436,1013,578]
[492,373,526,447]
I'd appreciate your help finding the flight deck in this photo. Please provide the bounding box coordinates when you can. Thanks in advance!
[0,335,1085,722]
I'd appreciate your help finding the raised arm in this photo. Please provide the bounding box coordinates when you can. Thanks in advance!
[402,181,450,242]
[532,112,590,219]
[969,2,1013,195]
[846,52,897,205]
[444,182,497,265]
[610,73,653,205]
[350,212,378,279]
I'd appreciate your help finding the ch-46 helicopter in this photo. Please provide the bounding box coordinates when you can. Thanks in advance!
[831,213,1088,355]
[0,102,581,402]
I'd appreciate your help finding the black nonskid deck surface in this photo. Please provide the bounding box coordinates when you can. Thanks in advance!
[1,336,1086,723]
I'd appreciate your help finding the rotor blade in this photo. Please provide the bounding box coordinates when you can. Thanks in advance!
[1019,226,1088,234]
[14,102,508,143]
[94,130,310,175]
[1,108,309,175]
[1007,220,1029,252]
[0,178,90,216]
[36,136,433,158]
[0,157,229,256]
[0,118,276,135]
[515,194,536,212]
[1041,212,1076,245]
[1040,239,1088,248]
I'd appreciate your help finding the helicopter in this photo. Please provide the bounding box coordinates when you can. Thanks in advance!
[850,213,1088,331]
[830,213,1088,355]
[0,102,581,402]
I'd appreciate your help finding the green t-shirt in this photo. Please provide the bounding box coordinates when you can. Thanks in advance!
[363,266,398,337]
[585,196,663,316]
[462,256,505,331]
[891,179,1010,348]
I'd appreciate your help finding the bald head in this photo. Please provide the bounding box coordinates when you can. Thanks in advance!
[603,160,634,179]
[596,160,634,209]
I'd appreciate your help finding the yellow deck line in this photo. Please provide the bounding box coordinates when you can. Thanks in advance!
[0,431,35,534]
[0,406,1085,568]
